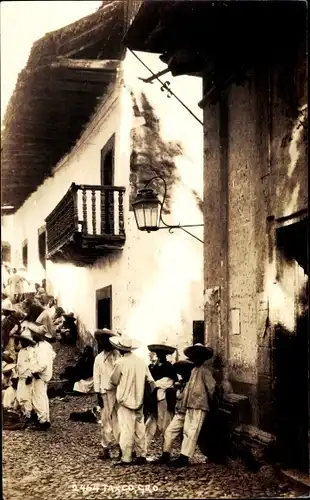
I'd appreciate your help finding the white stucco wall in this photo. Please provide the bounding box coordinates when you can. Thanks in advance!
[4,50,204,359]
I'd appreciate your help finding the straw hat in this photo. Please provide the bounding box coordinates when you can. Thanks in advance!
[109,335,140,352]
[2,300,15,313]
[183,343,214,361]
[63,312,76,322]
[2,351,15,364]
[13,330,36,345]
[2,362,17,374]
[94,328,120,340]
[26,324,53,340]
[147,344,176,355]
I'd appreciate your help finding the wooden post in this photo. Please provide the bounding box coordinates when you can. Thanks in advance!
[91,189,96,235]
[119,190,125,235]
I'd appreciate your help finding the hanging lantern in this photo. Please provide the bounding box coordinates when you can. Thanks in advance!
[131,188,161,232]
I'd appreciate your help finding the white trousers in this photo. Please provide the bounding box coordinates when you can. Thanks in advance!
[3,387,19,411]
[100,391,119,450]
[180,409,206,458]
[146,399,173,445]
[118,405,146,463]
[32,378,50,423]
[16,379,33,418]
[163,412,186,453]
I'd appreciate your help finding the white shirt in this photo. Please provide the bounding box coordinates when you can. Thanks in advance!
[110,352,155,410]
[16,345,36,379]
[93,349,120,394]
[33,340,56,382]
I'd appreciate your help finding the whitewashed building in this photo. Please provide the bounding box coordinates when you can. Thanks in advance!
[1,1,204,356]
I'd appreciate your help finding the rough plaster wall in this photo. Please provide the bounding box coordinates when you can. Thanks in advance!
[203,42,307,430]
[227,79,259,387]
[6,51,204,359]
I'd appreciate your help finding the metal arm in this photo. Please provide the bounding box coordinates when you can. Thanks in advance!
[144,175,204,243]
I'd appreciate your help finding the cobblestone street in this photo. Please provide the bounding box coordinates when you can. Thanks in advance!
[3,392,307,499]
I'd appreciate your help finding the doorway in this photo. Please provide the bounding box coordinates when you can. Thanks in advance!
[100,135,115,235]
[96,285,112,329]
[273,215,308,472]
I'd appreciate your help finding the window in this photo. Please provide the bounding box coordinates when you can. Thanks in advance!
[1,241,11,263]
[96,285,112,329]
[100,134,115,186]
[193,320,205,345]
[38,226,47,270]
[22,240,28,269]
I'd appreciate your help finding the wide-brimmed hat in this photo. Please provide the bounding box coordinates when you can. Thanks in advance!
[54,306,65,316]
[26,324,53,340]
[63,313,76,322]
[2,362,17,374]
[2,300,15,313]
[94,328,120,340]
[184,343,214,361]
[13,330,36,345]
[147,344,176,355]
[2,351,15,363]
[109,335,140,352]
[174,359,195,375]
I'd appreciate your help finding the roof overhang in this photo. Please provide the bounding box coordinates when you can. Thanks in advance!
[1,1,125,212]
[124,1,307,63]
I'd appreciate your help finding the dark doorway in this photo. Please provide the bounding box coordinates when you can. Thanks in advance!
[96,285,112,329]
[193,320,205,344]
[100,135,115,235]
[22,240,28,269]
[1,242,11,263]
[38,227,47,270]
[273,216,309,472]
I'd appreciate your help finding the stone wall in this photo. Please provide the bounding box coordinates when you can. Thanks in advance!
[203,39,307,431]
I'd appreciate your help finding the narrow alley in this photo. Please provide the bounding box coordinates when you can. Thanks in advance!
[2,344,307,500]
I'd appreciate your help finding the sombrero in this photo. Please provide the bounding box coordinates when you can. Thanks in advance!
[22,319,52,337]
[184,343,214,361]
[2,362,17,374]
[174,359,195,375]
[2,301,15,313]
[147,344,176,355]
[109,335,140,352]
[94,328,120,340]
[13,330,36,345]
[63,313,76,322]
[2,351,15,364]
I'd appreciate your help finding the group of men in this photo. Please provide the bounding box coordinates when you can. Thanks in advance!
[2,313,56,429]
[93,328,219,467]
[2,294,223,466]
[2,292,77,428]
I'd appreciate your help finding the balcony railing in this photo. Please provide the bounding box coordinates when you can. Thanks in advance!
[45,183,126,262]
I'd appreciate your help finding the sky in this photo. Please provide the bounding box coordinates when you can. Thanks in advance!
[0,1,102,123]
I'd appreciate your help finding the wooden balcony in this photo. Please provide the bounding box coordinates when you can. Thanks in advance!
[45,183,126,265]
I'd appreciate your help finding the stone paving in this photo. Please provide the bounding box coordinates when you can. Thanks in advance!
[4,394,308,500]
[3,344,308,499]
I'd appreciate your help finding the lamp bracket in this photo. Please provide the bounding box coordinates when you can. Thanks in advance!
[142,175,204,243]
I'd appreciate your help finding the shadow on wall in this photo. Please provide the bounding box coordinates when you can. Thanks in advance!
[272,41,308,216]
[129,91,183,214]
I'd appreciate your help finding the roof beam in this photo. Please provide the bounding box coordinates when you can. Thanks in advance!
[51,58,120,72]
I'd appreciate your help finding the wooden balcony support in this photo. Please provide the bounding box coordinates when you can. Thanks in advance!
[45,183,126,264]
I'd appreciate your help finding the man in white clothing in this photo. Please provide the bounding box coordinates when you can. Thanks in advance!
[14,330,36,423]
[109,335,155,466]
[26,322,56,430]
[93,328,121,460]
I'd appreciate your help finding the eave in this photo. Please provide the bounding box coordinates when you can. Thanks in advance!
[1,0,126,213]
[124,1,307,72]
